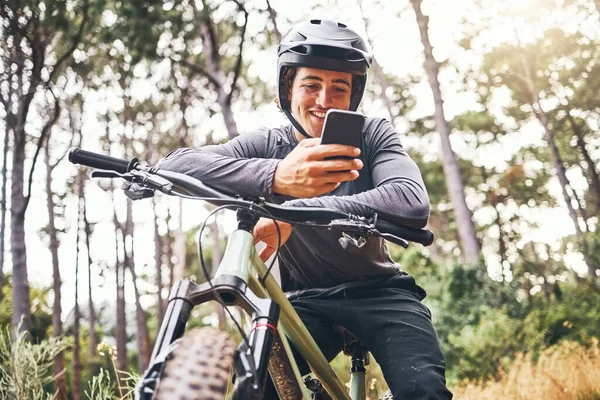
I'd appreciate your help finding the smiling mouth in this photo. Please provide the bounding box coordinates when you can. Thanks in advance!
[309,110,327,119]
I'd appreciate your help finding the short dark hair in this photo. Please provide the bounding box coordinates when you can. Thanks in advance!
[274,66,297,111]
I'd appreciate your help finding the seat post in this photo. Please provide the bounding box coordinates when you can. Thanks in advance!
[334,324,369,400]
[348,342,368,400]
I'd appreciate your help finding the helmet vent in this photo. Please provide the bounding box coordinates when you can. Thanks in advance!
[310,19,322,24]
[351,39,364,49]
[290,45,308,55]
[288,32,307,42]
[346,50,364,61]
[337,22,347,28]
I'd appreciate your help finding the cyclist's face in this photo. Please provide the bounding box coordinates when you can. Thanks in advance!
[289,67,352,138]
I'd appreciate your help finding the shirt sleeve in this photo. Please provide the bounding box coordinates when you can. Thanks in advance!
[283,118,431,228]
[157,129,280,199]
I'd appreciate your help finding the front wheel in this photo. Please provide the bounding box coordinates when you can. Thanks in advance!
[154,326,236,400]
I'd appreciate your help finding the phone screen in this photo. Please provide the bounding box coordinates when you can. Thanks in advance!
[320,109,366,149]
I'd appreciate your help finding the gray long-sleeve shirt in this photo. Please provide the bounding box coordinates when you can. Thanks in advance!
[159,117,430,288]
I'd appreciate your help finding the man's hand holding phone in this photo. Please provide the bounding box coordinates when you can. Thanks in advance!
[272,138,363,198]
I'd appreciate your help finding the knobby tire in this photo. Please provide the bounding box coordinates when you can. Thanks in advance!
[154,327,236,400]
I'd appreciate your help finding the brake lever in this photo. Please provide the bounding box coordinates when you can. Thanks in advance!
[377,232,409,249]
[91,170,127,179]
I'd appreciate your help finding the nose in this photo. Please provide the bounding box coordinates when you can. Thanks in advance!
[316,88,333,108]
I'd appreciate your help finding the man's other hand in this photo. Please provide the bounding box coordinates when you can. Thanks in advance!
[253,218,293,262]
[272,138,363,198]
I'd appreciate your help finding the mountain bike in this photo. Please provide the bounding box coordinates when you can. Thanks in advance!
[68,147,434,400]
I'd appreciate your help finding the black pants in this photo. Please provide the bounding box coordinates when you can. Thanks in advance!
[264,273,453,399]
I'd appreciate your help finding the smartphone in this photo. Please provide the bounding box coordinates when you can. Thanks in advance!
[320,109,366,149]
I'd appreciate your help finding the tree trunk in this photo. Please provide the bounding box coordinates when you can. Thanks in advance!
[191,0,244,139]
[112,191,128,383]
[481,164,509,272]
[372,60,397,123]
[265,0,282,41]
[520,52,596,278]
[566,111,600,212]
[128,260,150,371]
[82,192,98,358]
[357,3,396,123]
[72,170,84,400]
[153,198,165,322]
[494,204,512,283]
[409,0,481,264]
[0,123,9,302]
[166,228,175,292]
[198,23,239,139]
[10,113,31,332]
[45,140,67,399]
[10,21,48,333]
[144,130,166,323]
[124,199,150,371]
[172,198,187,283]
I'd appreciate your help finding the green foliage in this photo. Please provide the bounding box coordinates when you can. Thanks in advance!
[447,282,600,382]
[84,368,115,400]
[0,277,54,343]
[393,246,600,385]
[82,363,139,400]
[0,325,69,400]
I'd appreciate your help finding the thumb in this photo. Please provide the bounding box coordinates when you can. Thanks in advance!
[299,137,321,148]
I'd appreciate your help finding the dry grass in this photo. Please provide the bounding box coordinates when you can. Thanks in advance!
[452,338,600,400]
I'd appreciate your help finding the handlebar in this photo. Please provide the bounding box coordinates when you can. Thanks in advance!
[69,148,137,174]
[69,148,434,247]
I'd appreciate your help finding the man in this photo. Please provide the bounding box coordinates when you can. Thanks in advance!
[159,19,452,399]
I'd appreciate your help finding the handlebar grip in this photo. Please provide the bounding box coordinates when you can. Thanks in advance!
[68,148,132,174]
[376,220,434,246]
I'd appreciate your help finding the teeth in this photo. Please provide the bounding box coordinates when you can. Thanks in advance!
[311,111,326,118]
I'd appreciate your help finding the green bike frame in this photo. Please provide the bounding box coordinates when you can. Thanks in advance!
[216,227,363,400]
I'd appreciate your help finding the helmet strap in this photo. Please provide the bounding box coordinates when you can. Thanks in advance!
[284,108,312,139]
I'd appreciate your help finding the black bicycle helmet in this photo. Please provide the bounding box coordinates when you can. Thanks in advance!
[277,19,373,138]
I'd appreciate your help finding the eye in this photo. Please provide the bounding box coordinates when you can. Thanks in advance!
[303,83,320,91]
[333,86,349,93]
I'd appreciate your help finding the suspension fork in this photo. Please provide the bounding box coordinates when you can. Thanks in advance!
[137,209,281,399]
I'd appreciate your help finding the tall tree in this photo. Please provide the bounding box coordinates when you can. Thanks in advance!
[1,0,89,332]
[265,0,283,41]
[152,198,166,323]
[177,0,248,138]
[43,135,71,400]
[124,198,150,371]
[72,168,85,400]
[480,27,598,278]
[358,0,404,123]
[82,190,98,358]
[111,187,128,383]
[78,131,99,361]
[409,0,481,264]
[0,121,8,302]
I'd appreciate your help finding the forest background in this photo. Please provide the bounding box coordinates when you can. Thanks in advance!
[1,0,600,398]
